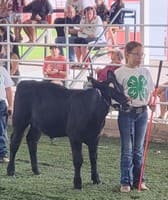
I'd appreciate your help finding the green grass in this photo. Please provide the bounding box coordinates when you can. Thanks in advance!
[19,29,52,60]
[0,133,168,200]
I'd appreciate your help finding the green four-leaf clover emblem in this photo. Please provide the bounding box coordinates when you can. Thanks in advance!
[127,75,148,100]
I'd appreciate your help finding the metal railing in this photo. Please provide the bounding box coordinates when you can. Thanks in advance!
[0,22,168,123]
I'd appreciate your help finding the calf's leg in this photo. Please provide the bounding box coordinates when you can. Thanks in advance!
[26,125,41,175]
[88,140,100,184]
[70,140,83,189]
[7,126,26,176]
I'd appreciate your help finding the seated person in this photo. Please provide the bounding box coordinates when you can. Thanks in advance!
[23,0,53,42]
[0,43,20,86]
[43,45,67,85]
[65,0,96,15]
[0,0,13,21]
[95,0,109,40]
[54,5,81,62]
[157,82,168,119]
[0,23,19,57]
[12,0,27,42]
[74,6,106,68]
[65,0,83,15]
[95,0,109,23]
[95,48,123,81]
[107,0,125,46]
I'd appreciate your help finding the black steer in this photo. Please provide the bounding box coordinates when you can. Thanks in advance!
[7,75,128,189]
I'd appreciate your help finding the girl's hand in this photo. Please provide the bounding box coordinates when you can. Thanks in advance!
[149,104,156,112]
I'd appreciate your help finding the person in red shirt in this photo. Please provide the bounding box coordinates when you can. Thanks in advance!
[95,48,123,81]
[43,45,67,85]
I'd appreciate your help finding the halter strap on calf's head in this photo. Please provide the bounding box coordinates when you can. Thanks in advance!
[87,71,130,111]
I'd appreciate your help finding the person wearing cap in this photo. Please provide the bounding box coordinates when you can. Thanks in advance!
[95,48,123,81]
[74,6,106,68]
[43,45,67,85]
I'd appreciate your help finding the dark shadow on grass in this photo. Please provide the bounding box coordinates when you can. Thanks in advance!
[16,158,55,167]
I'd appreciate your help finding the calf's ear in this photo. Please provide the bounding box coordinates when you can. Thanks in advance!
[107,70,124,93]
[107,70,115,81]
[87,76,99,86]
[87,76,94,83]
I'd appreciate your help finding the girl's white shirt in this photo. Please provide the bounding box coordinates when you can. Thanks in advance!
[115,65,155,107]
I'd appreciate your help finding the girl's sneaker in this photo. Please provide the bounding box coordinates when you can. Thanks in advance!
[120,185,131,193]
[0,155,9,163]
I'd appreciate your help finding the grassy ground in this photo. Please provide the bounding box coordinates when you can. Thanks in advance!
[18,29,50,60]
[0,134,167,200]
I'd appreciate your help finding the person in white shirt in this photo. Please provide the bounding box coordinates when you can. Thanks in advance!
[74,6,106,68]
[0,66,13,163]
[115,41,155,192]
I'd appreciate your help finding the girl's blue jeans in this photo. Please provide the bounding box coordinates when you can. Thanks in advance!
[118,108,148,187]
[0,100,8,157]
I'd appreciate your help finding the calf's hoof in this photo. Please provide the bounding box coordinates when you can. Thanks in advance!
[33,170,40,175]
[32,168,40,175]
[7,170,15,176]
[7,165,15,176]
[92,174,101,184]
[74,177,82,189]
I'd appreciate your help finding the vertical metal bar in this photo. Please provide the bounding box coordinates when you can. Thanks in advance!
[125,25,130,44]
[138,60,163,191]
[7,24,11,73]
[65,25,70,88]
[134,10,136,40]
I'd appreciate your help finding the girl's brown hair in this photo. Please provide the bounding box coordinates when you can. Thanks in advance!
[125,41,142,63]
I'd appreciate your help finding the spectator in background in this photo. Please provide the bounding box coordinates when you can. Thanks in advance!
[43,45,67,85]
[0,44,20,86]
[65,0,83,15]
[0,0,13,21]
[95,0,109,40]
[108,0,125,45]
[157,83,168,119]
[65,0,96,16]
[54,5,81,62]
[95,48,123,81]
[74,6,106,68]
[23,0,53,42]
[0,66,13,163]
[0,25,20,57]
[95,0,109,23]
[12,0,27,42]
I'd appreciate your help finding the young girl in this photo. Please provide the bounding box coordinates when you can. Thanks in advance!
[115,41,155,192]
